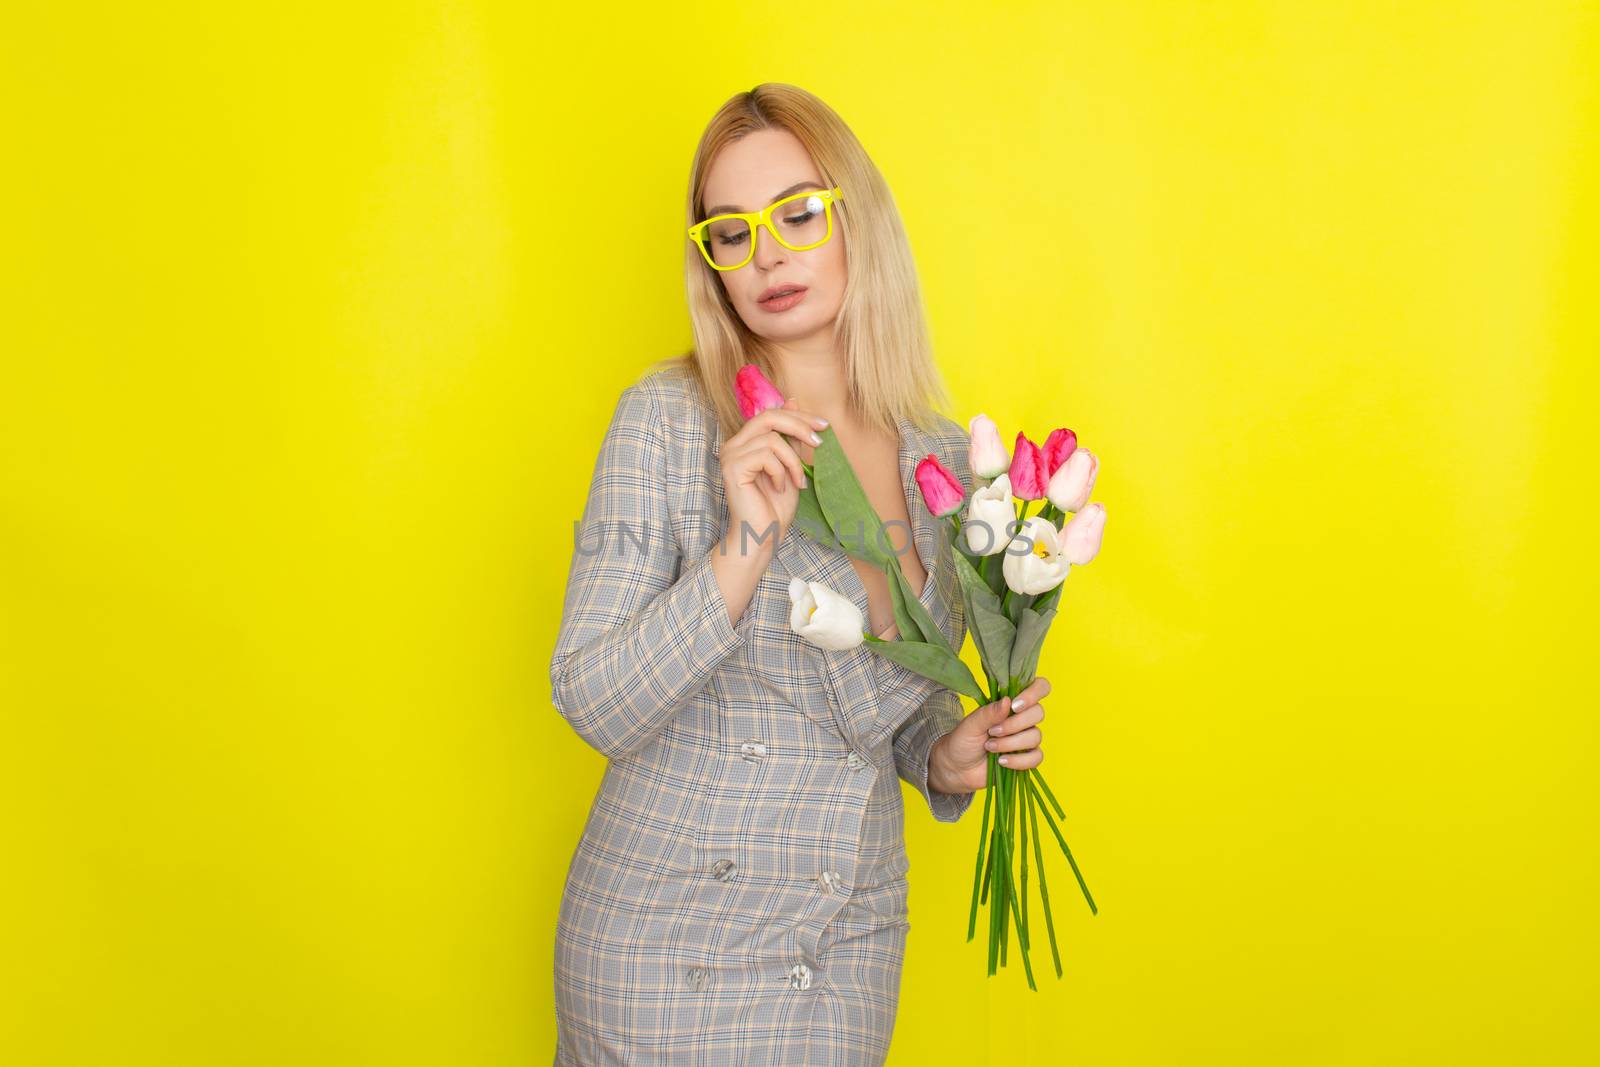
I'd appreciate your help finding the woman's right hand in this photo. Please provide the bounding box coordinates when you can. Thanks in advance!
[719,398,831,557]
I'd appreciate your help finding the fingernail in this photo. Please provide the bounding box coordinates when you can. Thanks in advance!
[809,431,823,444]
[815,418,829,427]
[1012,697,1026,710]
[988,725,1003,735]
[998,755,1010,765]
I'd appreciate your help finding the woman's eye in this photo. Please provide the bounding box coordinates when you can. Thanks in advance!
[783,211,817,226]
[717,233,748,247]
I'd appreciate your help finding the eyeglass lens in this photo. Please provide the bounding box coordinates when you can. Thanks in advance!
[701,192,830,268]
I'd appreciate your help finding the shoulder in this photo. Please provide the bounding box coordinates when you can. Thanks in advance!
[605,362,720,472]
[921,411,974,483]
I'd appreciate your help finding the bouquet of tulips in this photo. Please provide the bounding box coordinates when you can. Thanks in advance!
[734,364,1107,987]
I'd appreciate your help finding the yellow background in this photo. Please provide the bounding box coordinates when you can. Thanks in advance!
[3,2,1595,1063]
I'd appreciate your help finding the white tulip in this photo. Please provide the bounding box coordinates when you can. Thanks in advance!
[963,472,1016,556]
[787,577,865,650]
[1002,515,1070,595]
[967,413,1011,479]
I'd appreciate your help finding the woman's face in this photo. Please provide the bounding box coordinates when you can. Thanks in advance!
[698,127,847,347]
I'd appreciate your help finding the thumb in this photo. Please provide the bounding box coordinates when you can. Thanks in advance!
[970,694,1011,732]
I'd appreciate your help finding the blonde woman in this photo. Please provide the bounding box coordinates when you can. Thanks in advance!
[550,83,1053,1065]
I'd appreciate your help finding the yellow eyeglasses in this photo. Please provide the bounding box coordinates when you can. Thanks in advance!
[688,186,844,271]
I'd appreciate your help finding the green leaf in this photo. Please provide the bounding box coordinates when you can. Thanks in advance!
[860,635,988,703]
[812,427,895,570]
[1032,580,1064,614]
[792,483,844,551]
[952,549,1017,684]
[886,559,949,650]
[977,548,1008,598]
[884,559,930,644]
[1007,604,1057,684]
[882,562,927,646]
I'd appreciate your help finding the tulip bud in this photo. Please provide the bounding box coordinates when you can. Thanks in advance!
[914,454,966,517]
[963,472,1016,556]
[1008,432,1048,500]
[1041,427,1078,477]
[1046,448,1098,514]
[1059,502,1106,566]
[787,577,866,650]
[967,414,1011,479]
[734,363,786,421]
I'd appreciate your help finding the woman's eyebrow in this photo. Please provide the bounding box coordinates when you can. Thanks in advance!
[704,180,821,216]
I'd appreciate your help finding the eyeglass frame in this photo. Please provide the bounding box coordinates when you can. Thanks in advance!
[687,186,845,271]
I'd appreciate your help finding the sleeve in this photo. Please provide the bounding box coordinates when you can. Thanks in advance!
[549,381,757,760]
[893,686,977,824]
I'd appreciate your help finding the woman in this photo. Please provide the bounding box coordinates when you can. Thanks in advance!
[549,83,1051,1065]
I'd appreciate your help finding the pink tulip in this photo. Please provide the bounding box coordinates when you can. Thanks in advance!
[1046,447,1099,514]
[914,454,966,517]
[734,363,786,420]
[1060,502,1106,565]
[1041,427,1078,476]
[1008,431,1048,500]
[967,414,1011,479]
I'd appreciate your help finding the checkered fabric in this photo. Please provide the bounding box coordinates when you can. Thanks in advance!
[550,363,976,1065]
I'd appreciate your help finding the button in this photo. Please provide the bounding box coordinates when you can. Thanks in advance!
[845,750,866,770]
[784,962,813,990]
[711,858,738,881]
[739,739,768,764]
[817,870,841,894]
[684,966,709,991]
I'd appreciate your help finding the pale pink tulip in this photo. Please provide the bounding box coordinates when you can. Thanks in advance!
[735,363,786,420]
[914,455,966,517]
[967,414,1011,479]
[1047,448,1099,514]
[1060,502,1106,565]
[1008,432,1048,500]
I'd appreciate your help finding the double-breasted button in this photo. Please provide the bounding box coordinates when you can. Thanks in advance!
[845,750,867,770]
[710,858,738,881]
[817,870,841,894]
[784,962,813,990]
[739,739,767,764]
[684,966,709,991]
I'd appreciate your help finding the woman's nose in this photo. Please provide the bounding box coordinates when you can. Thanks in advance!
[752,225,787,271]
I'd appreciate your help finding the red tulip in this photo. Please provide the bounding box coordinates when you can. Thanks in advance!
[1041,427,1078,477]
[1008,431,1048,500]
[734,363,786,420]
[914,454,966,517]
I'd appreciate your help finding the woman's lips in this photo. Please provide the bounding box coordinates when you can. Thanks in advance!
[759,287,807,312]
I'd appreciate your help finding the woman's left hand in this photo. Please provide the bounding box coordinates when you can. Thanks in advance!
[930,675,1051,794]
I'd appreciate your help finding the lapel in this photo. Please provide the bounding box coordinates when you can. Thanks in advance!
[773,412,955,750]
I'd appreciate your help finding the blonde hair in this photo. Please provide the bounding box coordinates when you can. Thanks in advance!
[645,82,952,443]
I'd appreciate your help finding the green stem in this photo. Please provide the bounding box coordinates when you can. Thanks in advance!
[1024,773,1098,916]
[967,763,994,942]
[1032,765,1067,821]
[1026,775,1064,978]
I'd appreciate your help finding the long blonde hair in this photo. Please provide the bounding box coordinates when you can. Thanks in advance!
[646,82,952,443]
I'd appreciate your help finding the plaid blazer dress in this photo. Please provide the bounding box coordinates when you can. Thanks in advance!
[549,363,977,1066]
